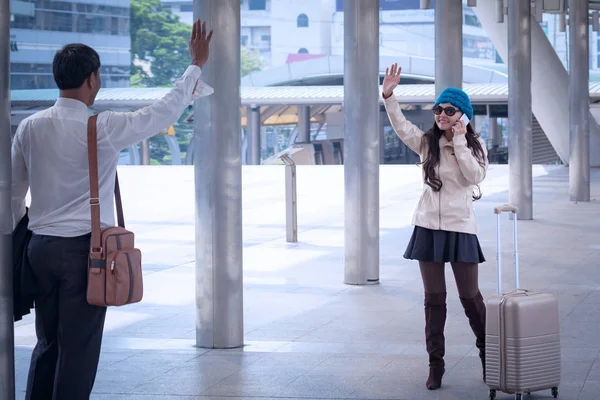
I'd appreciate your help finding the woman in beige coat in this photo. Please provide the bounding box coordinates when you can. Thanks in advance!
[382,63,488,390]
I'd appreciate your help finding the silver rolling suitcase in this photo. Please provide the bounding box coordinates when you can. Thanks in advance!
[486,204,561,400]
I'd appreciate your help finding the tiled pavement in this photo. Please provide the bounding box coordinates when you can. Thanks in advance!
[13,164,600,400]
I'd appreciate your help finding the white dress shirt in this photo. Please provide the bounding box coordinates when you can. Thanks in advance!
[11,65,213,237]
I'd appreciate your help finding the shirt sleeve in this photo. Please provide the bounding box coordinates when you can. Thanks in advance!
[98,65,213,151]
[11,125,29,228]
[453,135,488,185]
[382,93,425,155]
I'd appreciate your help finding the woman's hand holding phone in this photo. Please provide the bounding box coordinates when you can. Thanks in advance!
[452,116,468,136]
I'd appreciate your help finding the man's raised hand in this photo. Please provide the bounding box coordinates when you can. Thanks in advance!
[189,19,214,69]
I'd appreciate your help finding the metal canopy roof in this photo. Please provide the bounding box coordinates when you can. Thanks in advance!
[10,82,600,109]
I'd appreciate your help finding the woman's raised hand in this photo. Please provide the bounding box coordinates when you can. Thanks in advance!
[382,63,401,99]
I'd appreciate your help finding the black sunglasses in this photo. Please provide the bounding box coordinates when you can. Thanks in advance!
[432,105,459,116]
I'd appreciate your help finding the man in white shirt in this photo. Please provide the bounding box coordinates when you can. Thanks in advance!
[11,18,214,400]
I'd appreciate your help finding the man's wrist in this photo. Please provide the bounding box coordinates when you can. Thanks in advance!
[191,60,205,69]
[382,91,393,99]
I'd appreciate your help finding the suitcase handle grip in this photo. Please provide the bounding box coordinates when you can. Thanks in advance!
[494,204,519,214]
[495,204,519,295]
[506,288,529,295]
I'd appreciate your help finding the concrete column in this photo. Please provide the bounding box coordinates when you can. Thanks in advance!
[141,139,150,165]
[488,117,496,146]
[261,129,268,158]
[193,0,243,349]
[380,114,386,164]
[434,0,463,96]
[489,117,503,147]
[247,106,261,165]
[569,0,590,201]
[320,0,334,56]
[343,0,379,285]
[507,0,533,220]
[164,136,182,165]
[0,0,16,396]
[296,105,311,143]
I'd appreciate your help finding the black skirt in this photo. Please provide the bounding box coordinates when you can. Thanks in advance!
[403,226,486,264]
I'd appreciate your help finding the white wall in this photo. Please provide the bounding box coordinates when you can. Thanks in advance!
[269,0,331,66]
[163,0,327,68]
[331,6,494,63]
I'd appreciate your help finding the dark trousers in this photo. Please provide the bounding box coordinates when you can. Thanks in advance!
[25,233,107,400]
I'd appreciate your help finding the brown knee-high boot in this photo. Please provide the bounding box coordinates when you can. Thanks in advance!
[424,292,447,390]
[460,291,487,381]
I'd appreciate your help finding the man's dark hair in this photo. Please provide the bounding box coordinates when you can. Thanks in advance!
[52,43,101,90]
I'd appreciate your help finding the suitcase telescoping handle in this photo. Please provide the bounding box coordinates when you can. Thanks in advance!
[494,204,519,295]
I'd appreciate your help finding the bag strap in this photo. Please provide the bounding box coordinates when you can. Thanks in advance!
[114,173,125,228]
[87,115,125,257]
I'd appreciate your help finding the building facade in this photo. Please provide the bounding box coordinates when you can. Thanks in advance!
[331,0,495,64]
[162,0,600,73]
[10,0,131,90]
[161,0,335,68]
[161,0,496,70]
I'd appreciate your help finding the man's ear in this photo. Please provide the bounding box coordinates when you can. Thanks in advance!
[85,74,93,89]
[88,71,99,89]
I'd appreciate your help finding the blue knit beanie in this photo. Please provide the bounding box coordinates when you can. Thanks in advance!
[434,87,473,121]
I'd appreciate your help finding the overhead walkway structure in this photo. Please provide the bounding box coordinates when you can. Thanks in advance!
[470,0,600,169]
[10,82,600,165]
[240,54,509,86]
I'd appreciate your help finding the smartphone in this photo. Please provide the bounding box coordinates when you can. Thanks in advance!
[459,113,470,125]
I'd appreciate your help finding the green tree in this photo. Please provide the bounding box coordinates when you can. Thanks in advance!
[241,47,264,77]
[130,0,191,87]
[130,0,265,164]
[131,0,264,87]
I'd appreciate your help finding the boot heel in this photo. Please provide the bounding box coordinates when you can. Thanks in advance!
[426,366,445,390]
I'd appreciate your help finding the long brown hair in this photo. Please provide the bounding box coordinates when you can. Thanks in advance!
[419,122,487,200]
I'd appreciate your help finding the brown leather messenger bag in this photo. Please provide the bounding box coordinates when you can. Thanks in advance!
[86,114,143,307]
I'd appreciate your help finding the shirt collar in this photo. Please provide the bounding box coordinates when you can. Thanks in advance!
[54,97,89,111]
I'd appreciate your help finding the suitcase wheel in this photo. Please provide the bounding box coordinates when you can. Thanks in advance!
[489,389,496,400]
[552,386,559,398]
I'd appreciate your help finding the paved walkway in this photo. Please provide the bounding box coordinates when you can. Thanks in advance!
[13,165,600,400]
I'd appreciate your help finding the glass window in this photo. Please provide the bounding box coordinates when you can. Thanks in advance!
[249,0,267,10]
[464,13,481,27]
[11,1,130,36]
[297,13,309,28]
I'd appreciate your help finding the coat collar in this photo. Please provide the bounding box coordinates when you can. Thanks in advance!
[439,135,455,148]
